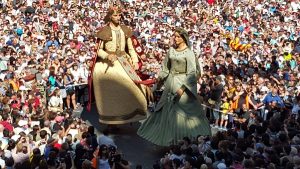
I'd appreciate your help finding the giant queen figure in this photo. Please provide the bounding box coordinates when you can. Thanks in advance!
[88,6,148,124]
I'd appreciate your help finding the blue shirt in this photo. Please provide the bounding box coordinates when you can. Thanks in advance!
[238,26,244,32]
[269,7,276,13]
[225,26,233,31]
[45,40,59,49]
[263,93,284,108]
[99,159,111,169]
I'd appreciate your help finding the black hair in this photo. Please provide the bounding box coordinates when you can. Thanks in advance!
[99,144,109,159]
[88,126,95,135]
[5,157,14,167]
[172,158,182,168]
[102,129,109,136]
[3,128,9,138]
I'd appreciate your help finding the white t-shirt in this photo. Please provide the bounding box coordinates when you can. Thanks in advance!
[35,139,47,155]
[77,35,84,43]
[0,159,5,168]
[50,16,60,23]
[49,0,55,5]
[73,23,80,32]
[147,22,155,31]
[291,1,300,12]
[68,129,79,140]
[42,69,50,79]
[25,44,31,54]
[71,69,81,83]
[26,0,33,6]
[79,66,88,82]
[12,9,21,16]
[0,61,8,71]
[48,95,63,107]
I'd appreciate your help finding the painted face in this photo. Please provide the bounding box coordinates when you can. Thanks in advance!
[174,32,185,46]
[111,13,121,25]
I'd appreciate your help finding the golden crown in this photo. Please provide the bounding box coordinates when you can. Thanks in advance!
[109,5,122,15]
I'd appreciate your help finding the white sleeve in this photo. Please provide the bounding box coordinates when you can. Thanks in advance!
[59,97,63,105]
[48,97,53,107]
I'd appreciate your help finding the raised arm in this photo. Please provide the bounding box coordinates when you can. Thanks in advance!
[157,49,170,82]
[96,41,109,59]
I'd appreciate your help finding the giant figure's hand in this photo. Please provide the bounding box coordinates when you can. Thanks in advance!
[176,88,184,97]
[133,62,139,70]
[107,54,117,63]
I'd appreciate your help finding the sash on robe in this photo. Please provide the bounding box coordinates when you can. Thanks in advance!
[87,36,156,112]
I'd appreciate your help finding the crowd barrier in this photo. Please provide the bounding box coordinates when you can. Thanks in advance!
[64,83,88,87]
[200,102,268,124]
[25,83,89,109]
[37,82,266,121]
[200,103,264,113]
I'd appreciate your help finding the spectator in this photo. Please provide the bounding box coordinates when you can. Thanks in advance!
[98,129,116,148]
[48,88,63,113]
[63,68,76,110]
[208,75,224,125]
[260,86,285,108]
[0,113,13,132]
[95,144,111,169]
[0,0,299,168]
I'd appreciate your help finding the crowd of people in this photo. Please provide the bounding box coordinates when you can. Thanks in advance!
[0,0,299,168]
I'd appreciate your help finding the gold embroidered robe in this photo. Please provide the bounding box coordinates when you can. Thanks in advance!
[93,25,147,124]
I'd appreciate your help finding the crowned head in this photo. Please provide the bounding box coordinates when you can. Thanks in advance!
[104,5,122,24]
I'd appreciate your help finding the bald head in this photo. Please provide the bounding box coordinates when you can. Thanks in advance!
[44,120,50,127]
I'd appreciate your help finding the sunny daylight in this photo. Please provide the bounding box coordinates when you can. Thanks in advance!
[0,0,299,169]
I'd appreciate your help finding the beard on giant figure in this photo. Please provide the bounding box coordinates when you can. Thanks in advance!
[87,5,155,129]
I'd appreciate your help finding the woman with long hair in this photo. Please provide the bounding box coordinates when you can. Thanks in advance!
[138,28,211,146]
[63,68,77,110]
[92,144,111,169]
[95,145,110,169]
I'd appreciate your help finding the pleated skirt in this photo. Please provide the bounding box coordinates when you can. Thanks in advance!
[138,90,211,146]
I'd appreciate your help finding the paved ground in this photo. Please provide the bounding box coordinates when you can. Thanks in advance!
[80,105,219,169]
[80,105,163,168]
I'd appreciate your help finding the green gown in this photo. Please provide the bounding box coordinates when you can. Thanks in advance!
[137,47,211,146]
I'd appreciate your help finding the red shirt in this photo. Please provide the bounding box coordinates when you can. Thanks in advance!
[242,19,249,24]
[34,97,41,109]
[207,0,215,5]
[54,143,62,150]
[0,121,13,132]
